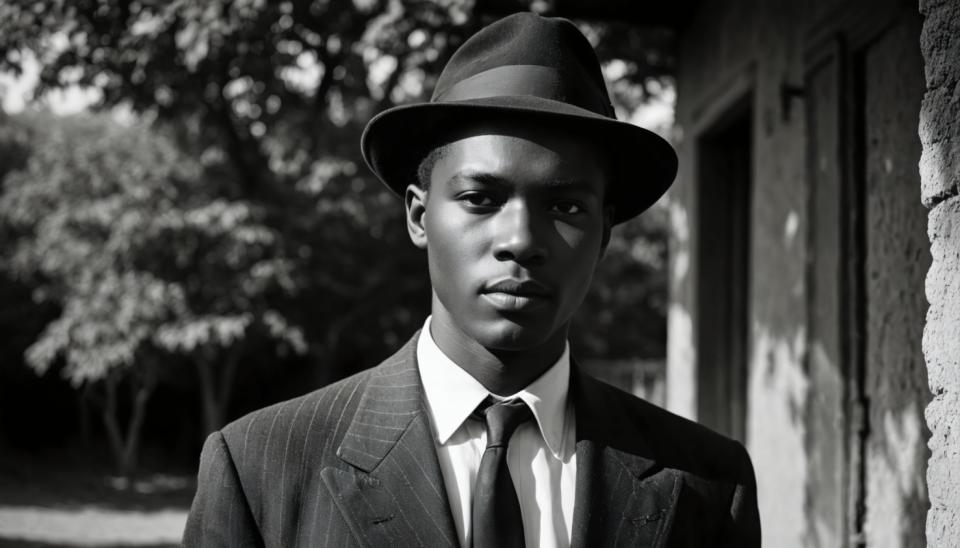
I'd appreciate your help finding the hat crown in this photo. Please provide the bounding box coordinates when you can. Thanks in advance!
[432,13,614,117]
[360,12,678,225]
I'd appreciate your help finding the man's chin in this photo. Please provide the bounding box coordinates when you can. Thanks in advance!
[469,316,559,352]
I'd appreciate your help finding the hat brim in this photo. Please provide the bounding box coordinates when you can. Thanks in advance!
[361,95,678,224]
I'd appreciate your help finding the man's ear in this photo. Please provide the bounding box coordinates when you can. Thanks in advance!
[405,184,428,249]
[599,204,614,258]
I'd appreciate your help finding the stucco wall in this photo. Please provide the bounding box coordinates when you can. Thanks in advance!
[669,0,932,545]
[919,1,960,545]
[862,16,930,547]
[670,2,812,545]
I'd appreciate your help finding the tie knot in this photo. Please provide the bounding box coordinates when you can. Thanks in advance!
[478,398,532,447]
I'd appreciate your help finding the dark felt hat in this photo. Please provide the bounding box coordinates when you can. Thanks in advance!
[360,12,677,224]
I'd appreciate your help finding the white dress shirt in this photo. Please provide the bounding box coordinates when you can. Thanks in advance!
[416,317,577,548]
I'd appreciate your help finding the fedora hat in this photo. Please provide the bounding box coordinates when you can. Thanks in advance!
[360,12,677,224]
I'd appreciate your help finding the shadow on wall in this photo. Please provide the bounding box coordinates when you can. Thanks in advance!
[750,324,809,547]
[868,403,930,546]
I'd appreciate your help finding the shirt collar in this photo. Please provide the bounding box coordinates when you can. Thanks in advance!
[416,316,571,459]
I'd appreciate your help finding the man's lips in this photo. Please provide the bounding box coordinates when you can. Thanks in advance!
[481,278,552,298]
[480,278,552,311]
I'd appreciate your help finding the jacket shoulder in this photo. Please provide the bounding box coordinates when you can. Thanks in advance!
[585,375,751,480]
[215,332,420,476]
[581,376,760,545]
[218,366,373,460]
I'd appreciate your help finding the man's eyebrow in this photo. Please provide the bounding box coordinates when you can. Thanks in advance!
[542,178,598,193]
[447,171,598,193]
[447,171,508,187]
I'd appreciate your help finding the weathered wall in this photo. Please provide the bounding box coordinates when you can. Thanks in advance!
[670,2,811,545]
[919,0,960,545]
[669,0,932,545]
[862,15,930,548]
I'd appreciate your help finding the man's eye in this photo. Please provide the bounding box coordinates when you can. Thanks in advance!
[461,193,496,207]
[551,201,582,214]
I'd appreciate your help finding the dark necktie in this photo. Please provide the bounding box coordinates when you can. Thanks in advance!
[472,398,533,548]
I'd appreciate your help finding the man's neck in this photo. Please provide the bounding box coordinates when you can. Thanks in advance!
[428,312,567,397]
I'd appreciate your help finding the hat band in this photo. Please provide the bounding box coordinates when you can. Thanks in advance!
[434,64,612,117]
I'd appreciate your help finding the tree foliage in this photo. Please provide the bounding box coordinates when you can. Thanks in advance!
[1,113,301,382]
[1,0,461,395]
[0,112,304,472]
[0,0,477,197]
[0,0,675,464]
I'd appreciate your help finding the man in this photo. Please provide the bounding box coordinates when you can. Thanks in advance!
[184,12,760,547]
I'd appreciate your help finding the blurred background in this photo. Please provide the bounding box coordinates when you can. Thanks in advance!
[0,1,673,545]
[0,0,953,546]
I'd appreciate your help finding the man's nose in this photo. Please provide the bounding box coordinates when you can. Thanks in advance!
[491,201,548,265]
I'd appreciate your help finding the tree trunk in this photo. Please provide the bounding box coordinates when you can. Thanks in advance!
[120,376,152,478]
[98,371,155,483]
[100,376,127,477]
[197,345,242,436]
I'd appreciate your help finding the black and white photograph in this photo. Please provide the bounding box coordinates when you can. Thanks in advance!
[0,0,956,546]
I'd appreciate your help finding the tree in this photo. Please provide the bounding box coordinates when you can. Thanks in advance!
[0,112,303,476]
[4,0,475,378]
[0,0,675,441]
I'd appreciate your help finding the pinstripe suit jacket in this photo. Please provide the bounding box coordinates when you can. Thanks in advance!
[183,332,760,547]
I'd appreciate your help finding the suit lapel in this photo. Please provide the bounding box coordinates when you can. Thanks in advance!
[324,333,458,548]
[570,364,681,548]
[322,339,681,547]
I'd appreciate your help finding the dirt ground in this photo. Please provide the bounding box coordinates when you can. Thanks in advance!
[0,448,194,547]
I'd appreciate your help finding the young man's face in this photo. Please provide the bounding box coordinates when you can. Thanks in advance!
[405,121,611,353]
